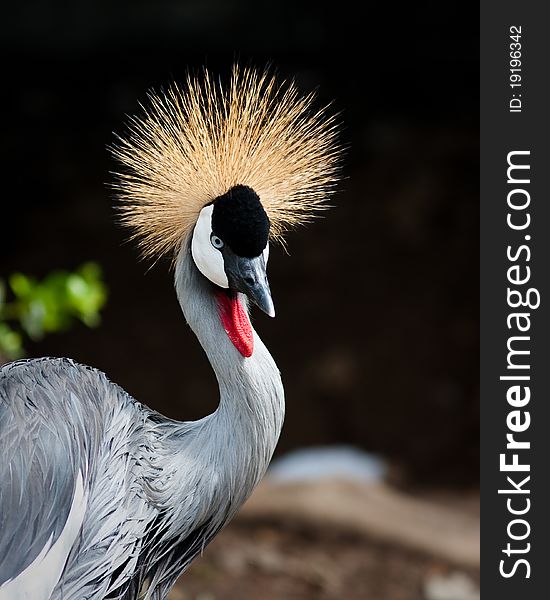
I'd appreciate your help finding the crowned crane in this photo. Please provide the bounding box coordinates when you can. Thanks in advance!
[0,66,341,600]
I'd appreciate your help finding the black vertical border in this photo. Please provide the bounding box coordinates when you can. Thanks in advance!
[481,2,550,597]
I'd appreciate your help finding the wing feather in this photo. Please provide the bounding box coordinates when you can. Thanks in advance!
[0,359,91,596]
[0,472,87,600]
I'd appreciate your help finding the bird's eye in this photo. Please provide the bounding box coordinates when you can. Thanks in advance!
[210,235,224,249]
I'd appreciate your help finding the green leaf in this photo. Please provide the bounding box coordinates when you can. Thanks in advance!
[9,273,34,299]
[1,261,107,353]
[20,298,47,339]
[0,323,24,359]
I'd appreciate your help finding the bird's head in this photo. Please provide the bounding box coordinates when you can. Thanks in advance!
[191,184,273,315]
[111,65,341,357]
[190,184,272,356]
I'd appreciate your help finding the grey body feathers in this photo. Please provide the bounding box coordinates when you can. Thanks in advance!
[0,243,284,599]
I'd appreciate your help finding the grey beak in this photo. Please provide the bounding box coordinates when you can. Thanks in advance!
[223,250,275,317]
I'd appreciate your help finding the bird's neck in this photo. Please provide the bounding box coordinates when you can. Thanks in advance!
[173,241,284,505]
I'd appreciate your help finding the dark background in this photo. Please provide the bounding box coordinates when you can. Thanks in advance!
[1,1,479,486]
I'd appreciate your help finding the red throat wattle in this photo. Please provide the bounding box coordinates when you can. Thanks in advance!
[215,290,254,358]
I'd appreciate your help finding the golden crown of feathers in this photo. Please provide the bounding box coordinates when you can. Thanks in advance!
[111,65,342,260]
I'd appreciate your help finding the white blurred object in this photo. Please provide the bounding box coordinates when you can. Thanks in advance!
[424,572,480,600]
[267,445,387,483]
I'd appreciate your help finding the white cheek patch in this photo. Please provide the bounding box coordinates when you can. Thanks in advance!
[263,242,269,265]
[191,205,229,288]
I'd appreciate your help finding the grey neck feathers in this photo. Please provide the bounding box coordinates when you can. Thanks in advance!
[172,239,285,516]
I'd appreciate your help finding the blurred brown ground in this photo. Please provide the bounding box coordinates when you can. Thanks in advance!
[170,480,480,600]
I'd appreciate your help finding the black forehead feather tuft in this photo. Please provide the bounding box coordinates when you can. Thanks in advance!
[211,185,270,257]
